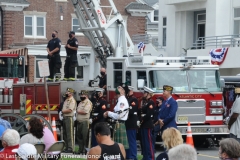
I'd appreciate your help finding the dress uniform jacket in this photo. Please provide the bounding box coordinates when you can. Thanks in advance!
[91,96,107,124]
[158,97,178,131]
[140,99,155,129]
[125,95,139,129]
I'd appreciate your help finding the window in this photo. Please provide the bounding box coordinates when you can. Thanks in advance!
[77,66,83,79]
[113,63,122,88]
[137,71,147,86]
[234,8,240,35]
[153,10,159,21]
[162,17,167,46]
[72,18,79,32]
[126,71,131,86]
[24,16,46,38]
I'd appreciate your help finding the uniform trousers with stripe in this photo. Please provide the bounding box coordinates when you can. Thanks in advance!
[126,129,137,160]
[63,117,74,150]
[140,128,155,160]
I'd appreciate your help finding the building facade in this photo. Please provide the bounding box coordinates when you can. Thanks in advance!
[160,0,240,75]
[0,0,148,82]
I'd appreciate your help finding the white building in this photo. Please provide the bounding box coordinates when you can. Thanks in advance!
[159,0,240,75]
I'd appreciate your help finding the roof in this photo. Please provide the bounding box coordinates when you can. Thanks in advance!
[142,0,158,6]
[125,2,154,11]
[0,0,29,4]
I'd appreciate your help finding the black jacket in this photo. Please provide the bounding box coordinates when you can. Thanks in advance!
[90,96,107,125]
[140,99,154,129]
[125,95,139,130]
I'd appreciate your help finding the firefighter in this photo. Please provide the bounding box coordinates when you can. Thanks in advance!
[76,90,92,154]
[140,86,155,160]
[46,30,62,82]
[63,31,78,81]
[89,88,107,147]
[62,88,76,153]
[98,68,107,89]
[158,85,178,133]
[125,86,138,160]
[103,86,129,150]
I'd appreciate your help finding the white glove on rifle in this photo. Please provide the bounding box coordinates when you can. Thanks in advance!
[89,119,92,124]
[137,121,140,127]
[59,111,63,121]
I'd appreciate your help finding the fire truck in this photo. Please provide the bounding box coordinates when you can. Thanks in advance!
[0,0,228,146]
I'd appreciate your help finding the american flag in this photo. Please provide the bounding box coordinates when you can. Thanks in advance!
[209,47,228,65]
[137,42,145,53]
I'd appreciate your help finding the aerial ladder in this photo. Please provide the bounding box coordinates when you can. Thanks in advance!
[70,0,134,68]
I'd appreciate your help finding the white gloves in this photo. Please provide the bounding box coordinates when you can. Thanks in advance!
[137,121,140,127]
[73,110,77,121]
[89,119,92,124]
[59,111,63,121]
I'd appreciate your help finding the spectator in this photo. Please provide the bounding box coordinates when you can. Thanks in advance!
[168,144,197,160]
[0,129,20,160]
[20,117,44,145]
[219,138,240,160]
[0,118,12,129]
[156,128,183,160]
[0,125,7,150]
[12,143,37,160]
[87,122,125,160]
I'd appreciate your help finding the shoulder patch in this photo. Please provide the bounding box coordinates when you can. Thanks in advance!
[120,102,125,108]
[149,105,153,109]
[102,105,106,109]
[75,41,78,45]
[59,42,61,45]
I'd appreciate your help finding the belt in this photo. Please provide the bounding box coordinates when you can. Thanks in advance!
[134,112,137,115]
[92,113,99,116]
[108,119,125,123]
[141,114,146,117]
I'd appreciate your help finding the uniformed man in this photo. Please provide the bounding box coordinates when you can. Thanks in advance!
[46,30,62,82]
[98,68,107,89]
[104,86,129,150]
[125,86,138,160]
[140,86,155,160]
[76,90,92,154]
[152,96,164,152]
[62,88,76,153]
[158,85,178,132]
[63,31,78,81]
[89,88,107,147]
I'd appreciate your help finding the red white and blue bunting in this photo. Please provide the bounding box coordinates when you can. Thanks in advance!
[209,47,228,65]
[137,42,145,53]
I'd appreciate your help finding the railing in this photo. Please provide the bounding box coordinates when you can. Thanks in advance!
[145,23,158,30]
[132,34,165,51]
[190,34,240,50]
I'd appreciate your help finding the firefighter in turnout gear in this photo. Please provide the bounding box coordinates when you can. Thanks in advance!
[125,86,138,160]
[63,31,78,81]
[104,86,129,150]
[140,86,155,160]
[76,90,92,154]
[62,88,77,153]
[89,88,107,147]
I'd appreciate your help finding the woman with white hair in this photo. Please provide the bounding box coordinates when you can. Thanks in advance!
[168,144,197,160]
[0,129,20,160]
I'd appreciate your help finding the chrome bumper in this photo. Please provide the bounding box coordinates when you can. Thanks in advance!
[178,125,229,135]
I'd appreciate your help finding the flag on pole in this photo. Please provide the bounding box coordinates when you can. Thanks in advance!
[137,42,145,53]
[209,47,228,65]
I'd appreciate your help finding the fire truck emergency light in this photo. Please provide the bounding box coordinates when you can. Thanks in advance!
[210,101,222,106]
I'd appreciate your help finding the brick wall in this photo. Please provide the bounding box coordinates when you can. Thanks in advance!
[28,55,35,83]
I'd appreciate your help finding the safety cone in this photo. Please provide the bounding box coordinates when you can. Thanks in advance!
[52,117,58,141]
[186,122,194,147]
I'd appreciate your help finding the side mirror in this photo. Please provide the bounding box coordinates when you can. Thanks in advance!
[220,78,225,88]
[137,79,144,89]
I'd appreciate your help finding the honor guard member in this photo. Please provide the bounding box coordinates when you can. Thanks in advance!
[76,90,92,154]
[89,88,107,147]
[140,86,155,160]
[63,31,78,81]
[62,88,77,153]
[158,85,178,133]
[125,86,138,160]
[104,86,129,150]
[47,30,62,82]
